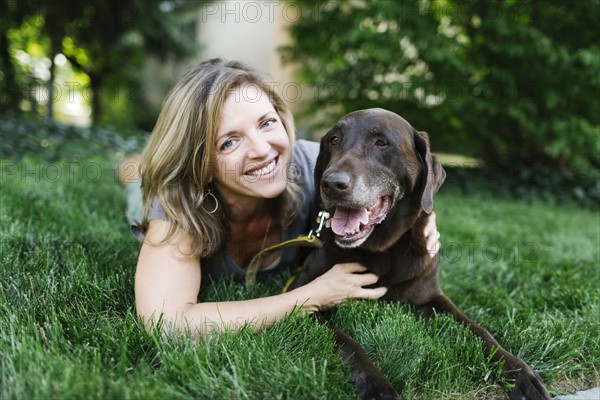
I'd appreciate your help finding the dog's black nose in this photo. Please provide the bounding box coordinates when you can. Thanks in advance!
[323,171,351,192]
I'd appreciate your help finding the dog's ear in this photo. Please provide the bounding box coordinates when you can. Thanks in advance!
[413,130,446,214]
[313,132,332,204]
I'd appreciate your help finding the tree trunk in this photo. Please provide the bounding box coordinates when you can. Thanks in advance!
[0,28,19,114]
[89,75,103,127]
[46,36,61,122]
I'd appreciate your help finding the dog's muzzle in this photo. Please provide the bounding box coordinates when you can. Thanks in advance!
[329,196,392,248]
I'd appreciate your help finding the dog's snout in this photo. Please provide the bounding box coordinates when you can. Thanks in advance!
[323,171,351,192]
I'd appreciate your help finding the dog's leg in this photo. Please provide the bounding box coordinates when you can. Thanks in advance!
[314,312,400,400]
[416,294,551,400]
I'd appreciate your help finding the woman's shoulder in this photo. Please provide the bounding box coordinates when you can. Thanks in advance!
[290,139,318,190]
[294,139,319,162]
[148,196,167,220]
[131,196,167,241]
[293,139,319,179]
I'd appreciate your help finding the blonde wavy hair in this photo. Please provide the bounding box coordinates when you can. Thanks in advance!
[139,59,302,257]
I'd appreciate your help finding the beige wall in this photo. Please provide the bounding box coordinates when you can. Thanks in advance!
[197,1,294,83]
[142,1,314,134]
[196,0,312,121]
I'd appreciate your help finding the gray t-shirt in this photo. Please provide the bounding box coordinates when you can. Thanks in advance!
[145,139,319,281]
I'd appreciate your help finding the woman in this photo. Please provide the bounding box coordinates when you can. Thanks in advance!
[130,59,440,337]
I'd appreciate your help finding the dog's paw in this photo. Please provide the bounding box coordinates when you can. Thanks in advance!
[508,366,551,400]
[353,370,400,400]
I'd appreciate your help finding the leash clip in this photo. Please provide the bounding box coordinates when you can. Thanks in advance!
[308,210,330,239]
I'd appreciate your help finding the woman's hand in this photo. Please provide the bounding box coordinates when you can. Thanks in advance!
[298,263,387,312]
[424,211,441,258]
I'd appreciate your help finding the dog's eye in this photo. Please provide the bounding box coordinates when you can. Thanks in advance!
[375,139,389,147]
[328,135,339,146]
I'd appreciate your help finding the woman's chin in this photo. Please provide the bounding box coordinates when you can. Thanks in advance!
[263,183,287,198]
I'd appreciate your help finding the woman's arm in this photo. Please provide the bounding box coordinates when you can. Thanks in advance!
[135,220,387,337]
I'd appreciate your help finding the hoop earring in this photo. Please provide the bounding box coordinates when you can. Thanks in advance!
[203,187,219,214]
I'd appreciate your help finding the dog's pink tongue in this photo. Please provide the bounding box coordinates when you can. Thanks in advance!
[331,207,369,236]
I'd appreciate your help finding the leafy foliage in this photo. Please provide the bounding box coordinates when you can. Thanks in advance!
[281,0,600,174]
[442,164,600,209]
[0,116,146,162]
[1,0,199,126]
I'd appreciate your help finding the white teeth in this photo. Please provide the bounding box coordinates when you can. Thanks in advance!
[246,159,277,176]
[348,225,362,236]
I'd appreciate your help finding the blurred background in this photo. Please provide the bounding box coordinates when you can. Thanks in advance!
[1,0,598,204]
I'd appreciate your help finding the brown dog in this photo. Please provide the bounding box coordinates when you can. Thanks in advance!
[288,108,551,400]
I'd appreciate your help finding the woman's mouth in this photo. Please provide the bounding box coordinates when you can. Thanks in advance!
[245,157,279,177]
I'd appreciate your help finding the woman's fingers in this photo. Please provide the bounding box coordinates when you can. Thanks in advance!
[313,263,388,304]
[332,263,379,286]
[356,286,388,300]
[355,272,380,287]
[424,211,436,236]
[427,231,441,254]
[335,262,367,274]
[424,212,441,257]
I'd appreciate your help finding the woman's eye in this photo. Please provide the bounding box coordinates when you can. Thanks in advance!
[261,118,277,129]
[219,139,236,151]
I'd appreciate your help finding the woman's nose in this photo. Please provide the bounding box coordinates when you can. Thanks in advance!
[246,132,271,158]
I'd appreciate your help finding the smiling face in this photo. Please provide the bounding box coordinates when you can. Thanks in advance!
[212,84,291,204]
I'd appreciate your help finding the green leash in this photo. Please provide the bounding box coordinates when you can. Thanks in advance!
[245,211,330,288]
[244,235,323,287]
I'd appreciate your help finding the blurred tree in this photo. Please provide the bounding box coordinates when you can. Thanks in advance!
[1,0,198,126]
[0,0,40,115]
[40,1,86,122]
[62,0,198,126]
[281,0,599,173]
[1,3,54,118]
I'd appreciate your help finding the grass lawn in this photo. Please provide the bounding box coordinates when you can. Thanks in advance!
[1,138,598,399]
